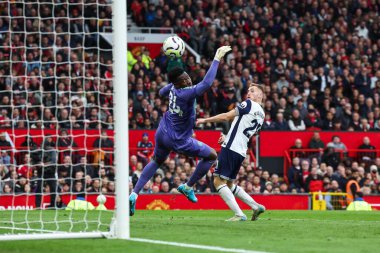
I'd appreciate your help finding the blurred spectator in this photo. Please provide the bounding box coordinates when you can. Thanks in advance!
[17,154,33,179]
[263,182,273,194]
[287,157,303,192]
[325,180,345,210]
[152,174,162,191]
[35,157,57,208]
[129,155,138,172]
[301,160,310,183]
[160,181,170,193]
[332,164,348,191]
[57,130,79,162]
[92,130,114,164]
[137,133,153,166]
[327,136,347,152]
[279,182,289,193]
[20,136,40,163]
[290,139,306,158]
[0,150,11,166]
[369,165,380,186]
[358,137,376,162]
[252,175,262,193]
[73,156,96,179]
[89,179,101,193]
[304,109,322,130]
[273,112,289,130]
[304,167,323,192]
[3,183,12,194]
[308,132,325,149]
[42,135,57,164]
[321,144,341,169]
[0,133,11,148]
[288,109,305,131]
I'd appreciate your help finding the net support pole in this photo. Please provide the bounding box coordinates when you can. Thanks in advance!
[113,0,129,239]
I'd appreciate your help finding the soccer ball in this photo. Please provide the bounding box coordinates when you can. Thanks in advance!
[96,194,106,205]
[163,36,185,58]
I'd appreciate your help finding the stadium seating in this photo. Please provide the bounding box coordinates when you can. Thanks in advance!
[0,1,379,196]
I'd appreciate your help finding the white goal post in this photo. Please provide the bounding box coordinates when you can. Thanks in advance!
[0,0,129,240]
[112,0,130,240]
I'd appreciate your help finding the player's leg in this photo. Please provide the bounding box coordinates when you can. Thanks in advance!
[214,176,246,221]
[129,130,171,216]
[214,147,248,221]
[187,148,217,186]
[176,138,217,202]
[227,181,265,221]
[129,149,169,216]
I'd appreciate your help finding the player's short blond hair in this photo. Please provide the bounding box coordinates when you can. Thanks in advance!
[249,83,265,95]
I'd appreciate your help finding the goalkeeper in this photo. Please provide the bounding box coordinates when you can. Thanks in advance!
[129,46,231,216]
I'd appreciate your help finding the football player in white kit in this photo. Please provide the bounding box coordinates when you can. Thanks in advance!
[196,83,266,221]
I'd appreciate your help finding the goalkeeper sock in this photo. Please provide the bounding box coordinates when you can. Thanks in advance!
[133,161,159,194]
[230,184,259,210]
[187,159,215,187]
[217,184,244,217]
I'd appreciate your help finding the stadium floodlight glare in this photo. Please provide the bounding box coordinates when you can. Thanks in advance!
[0,0,128,240]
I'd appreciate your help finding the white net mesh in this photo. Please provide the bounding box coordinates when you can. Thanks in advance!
[0,0,115,236]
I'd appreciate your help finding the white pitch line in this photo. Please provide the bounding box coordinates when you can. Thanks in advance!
[261,218,380,223]
[129,237,269,253]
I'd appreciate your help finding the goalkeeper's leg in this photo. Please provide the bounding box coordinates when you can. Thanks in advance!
[129,133,170,216]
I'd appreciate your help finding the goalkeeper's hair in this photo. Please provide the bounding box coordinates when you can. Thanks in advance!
[168,67,185,84]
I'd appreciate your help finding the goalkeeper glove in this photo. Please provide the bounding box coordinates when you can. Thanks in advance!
[214,46,232,61]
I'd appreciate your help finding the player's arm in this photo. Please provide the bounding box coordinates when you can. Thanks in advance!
[159,83,173,97]
[196,109,237,125]
[194,46,231,96]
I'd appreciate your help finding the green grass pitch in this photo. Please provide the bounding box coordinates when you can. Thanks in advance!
[1,210,379,253]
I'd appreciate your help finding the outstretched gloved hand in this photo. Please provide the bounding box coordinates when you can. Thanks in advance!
[214,46,232,61]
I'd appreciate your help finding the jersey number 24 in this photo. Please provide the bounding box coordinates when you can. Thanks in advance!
[243,119,262,138]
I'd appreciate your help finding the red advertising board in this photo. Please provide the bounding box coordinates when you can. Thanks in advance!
[0,194,309,210]
[4,129,379,158]
[134,194,310,210]
[0,129,221,155]
[260,131,380,157]
[2,194,379,211]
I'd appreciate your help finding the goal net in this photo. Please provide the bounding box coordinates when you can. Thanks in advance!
[0,0,129,240]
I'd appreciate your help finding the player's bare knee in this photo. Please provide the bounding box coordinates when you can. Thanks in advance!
[226,181,234,189]
[213,176,226,188]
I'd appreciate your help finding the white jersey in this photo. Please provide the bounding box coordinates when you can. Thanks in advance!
[222,100,265,157]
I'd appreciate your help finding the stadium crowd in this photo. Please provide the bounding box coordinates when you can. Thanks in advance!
[1,0,380,200]
[127,0,380,195]
[0,1,117,200]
